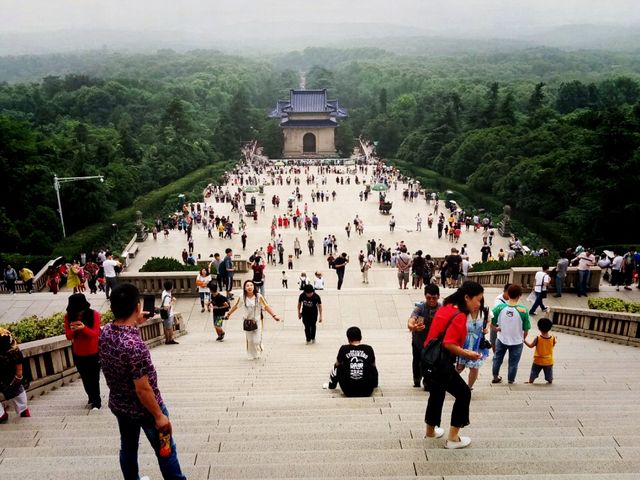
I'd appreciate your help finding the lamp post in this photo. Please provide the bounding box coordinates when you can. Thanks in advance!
[53,174,104,238]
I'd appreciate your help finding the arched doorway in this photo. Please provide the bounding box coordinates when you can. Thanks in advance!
[303,132,316,153]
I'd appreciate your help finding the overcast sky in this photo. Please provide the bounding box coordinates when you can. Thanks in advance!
[2,0,639,35]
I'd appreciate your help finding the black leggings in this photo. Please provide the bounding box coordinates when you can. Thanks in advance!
[425,368,471,428]
[74,354,102,408]
[303,317,317,341]
[412,343,422,382]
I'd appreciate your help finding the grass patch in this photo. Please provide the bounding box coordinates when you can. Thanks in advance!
[389,158,570,250]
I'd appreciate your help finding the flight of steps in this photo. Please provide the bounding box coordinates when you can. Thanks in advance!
[2,293,640,479]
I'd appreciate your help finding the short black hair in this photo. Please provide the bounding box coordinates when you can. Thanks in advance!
[503,283,512,291]
[208,281,218,293]
[110,283,140,320]
[346,326,362,342]
[225,248,232,254]
[538,317,553,332]
[163,280,173,291]
[303,284,315,293]
[424,284,440,296]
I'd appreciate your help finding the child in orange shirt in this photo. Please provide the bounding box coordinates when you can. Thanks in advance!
[524,318,557,384]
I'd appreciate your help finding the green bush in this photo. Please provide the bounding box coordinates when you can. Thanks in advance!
[7,310,114,344]
[588,297,640,314]
[140,256,200,272]
[471,255,559,273]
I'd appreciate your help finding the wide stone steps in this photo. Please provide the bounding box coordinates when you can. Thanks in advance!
[2,309,640,479]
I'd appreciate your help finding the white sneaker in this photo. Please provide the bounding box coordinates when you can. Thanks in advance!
[322,382,329,389]
[445,436,472,449]
[425,427,445,439]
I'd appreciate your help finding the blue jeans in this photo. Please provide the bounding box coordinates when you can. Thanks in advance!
[492,340,524,383]
[555,276,565,295]
[577,270,590,296]
[116,404,186,480]
[529,291,547,314]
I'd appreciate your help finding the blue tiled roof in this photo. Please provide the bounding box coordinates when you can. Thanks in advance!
[281,119,338,128]
[268,89,348,118]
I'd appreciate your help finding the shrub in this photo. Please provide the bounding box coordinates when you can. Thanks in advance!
[587,297,638,313]
[0,254,53,273]
[471,255,558,273]
[140,256,200,272]
[7,310,113,344]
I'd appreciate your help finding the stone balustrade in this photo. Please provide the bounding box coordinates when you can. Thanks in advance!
[0,256,63,294]
[119,271,242,296]
[550,306,640,346]
[196,257,249,273]
[2,314,185,401]
[466,266,601,292]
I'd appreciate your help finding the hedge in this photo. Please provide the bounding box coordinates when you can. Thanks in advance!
[588,297,640,314]
[471,255,558,273]
[0,254,53,273]
[52,161,232,259]
[140,257,200,272]
[6,310,114,344]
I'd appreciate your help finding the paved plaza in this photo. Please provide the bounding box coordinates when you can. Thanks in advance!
[1,161,640,478]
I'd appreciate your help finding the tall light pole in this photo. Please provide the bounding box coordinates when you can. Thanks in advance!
[54,174,104,237]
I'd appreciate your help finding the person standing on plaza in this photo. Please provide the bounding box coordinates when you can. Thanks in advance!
[553,254,569,297]
[160,281,178,345]
[571,248,596,297]
[480,241,492,263]
[529,265,550,315]
[622,246,637,291]
[308,236,315,255]
[196,268,212,313]
[333,252,349,290]
[492,284,530,384]
[18,267,34,293]
[223,280,281,360]
[423,281,484,449]
[64,294,102,409]
[416,213,422,231]
[99,283,187,480]
[220,248,235,300]
[361,252,372,284]
[3,265,18,294]
[407,284,440,388]
[345,222,351,239]
[396,246,412,289]
[298,284,323,344]
[102,252,121,300]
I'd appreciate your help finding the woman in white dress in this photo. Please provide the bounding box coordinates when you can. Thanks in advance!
[224,280,280,359]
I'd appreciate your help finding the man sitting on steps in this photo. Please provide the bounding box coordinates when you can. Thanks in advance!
[323,327,378,397]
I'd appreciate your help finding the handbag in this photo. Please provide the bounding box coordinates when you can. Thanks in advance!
[242,296,260,331]
[420,311,459,384]
[160,294,169,320]
[479,310,492,350]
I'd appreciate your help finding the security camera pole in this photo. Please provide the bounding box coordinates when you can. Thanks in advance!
[53,174,105,237]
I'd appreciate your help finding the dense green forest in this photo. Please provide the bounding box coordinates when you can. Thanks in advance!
[1,46,639,257]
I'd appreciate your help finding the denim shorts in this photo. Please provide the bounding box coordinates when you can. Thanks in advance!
[213,315,225,328]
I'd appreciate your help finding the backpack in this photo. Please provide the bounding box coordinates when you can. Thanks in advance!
[420,312,459,386]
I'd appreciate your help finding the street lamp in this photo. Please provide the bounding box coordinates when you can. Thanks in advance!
[53,174,105,237]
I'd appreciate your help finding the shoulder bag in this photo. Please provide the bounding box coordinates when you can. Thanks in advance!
[243,296,260,331]
[420,311,460,385]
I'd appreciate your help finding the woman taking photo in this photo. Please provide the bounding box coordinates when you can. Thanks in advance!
[424,281,483,449]
[64,294,102,409]
[224,280,280,360]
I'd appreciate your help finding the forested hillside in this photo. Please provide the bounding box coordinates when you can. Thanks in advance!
[1,46,639,255]
[0,51,297,254]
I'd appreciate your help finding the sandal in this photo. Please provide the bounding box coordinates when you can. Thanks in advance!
[492,376,502,384]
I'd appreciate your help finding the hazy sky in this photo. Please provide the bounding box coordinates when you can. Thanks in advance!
[2,0,639,34]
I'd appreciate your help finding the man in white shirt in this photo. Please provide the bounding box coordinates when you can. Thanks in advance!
[102,252,122,300]
[491,284,511,352]
[529,265,550,315]
[571,248,596,297]
[611,252,624,291]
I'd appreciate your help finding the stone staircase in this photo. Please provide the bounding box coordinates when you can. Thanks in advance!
[2,289,640,479]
